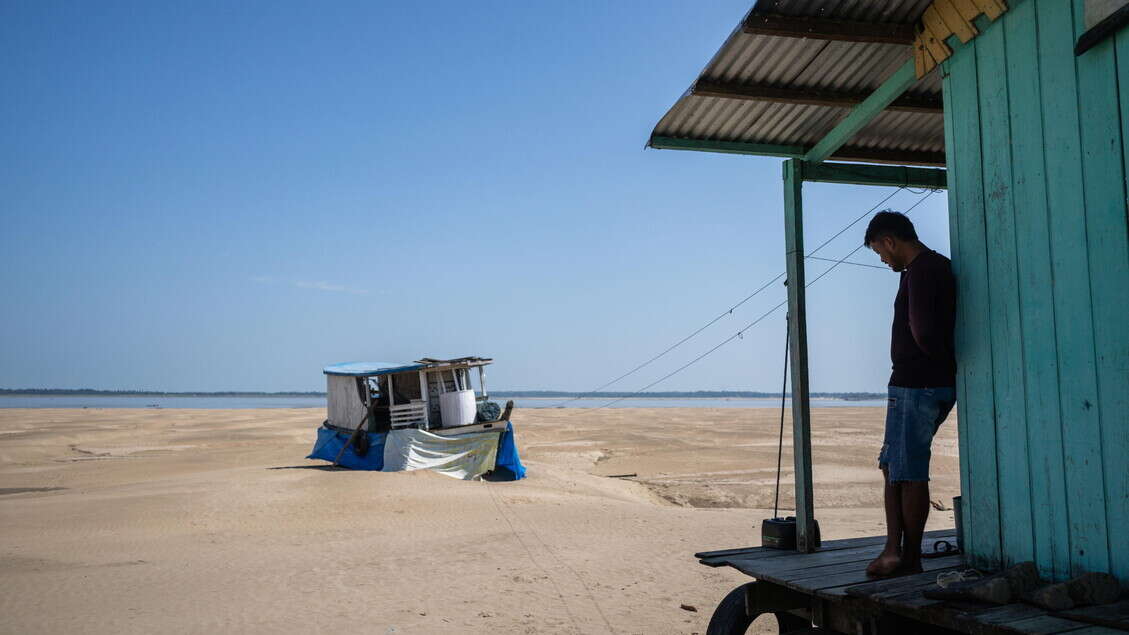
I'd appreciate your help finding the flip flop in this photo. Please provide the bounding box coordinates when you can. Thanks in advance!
[921,539,959,559]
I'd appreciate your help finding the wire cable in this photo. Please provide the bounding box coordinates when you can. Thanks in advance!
[773,315,790,520]
[549,186,907,407]
[583,188,938,411]
[804,255,888,270]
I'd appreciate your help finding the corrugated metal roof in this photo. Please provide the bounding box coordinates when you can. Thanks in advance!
[755,0,933,23]
[650,0,944,166]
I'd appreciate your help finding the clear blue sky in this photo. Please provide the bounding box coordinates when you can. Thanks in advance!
[1,1,950,393]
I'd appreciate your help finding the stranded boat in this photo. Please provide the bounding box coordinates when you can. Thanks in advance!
[306,356,525,480]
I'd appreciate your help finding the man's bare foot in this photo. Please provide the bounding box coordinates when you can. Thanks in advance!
[866,551,903,577]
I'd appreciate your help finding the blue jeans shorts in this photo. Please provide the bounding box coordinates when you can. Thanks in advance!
[878,386,956,482]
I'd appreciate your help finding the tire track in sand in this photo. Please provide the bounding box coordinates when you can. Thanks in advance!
[484,480,615,634]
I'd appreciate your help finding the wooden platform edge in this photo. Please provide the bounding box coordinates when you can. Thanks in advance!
[695,528,957,561]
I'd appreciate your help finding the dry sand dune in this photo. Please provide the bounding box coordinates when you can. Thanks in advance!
[0,406,958,634]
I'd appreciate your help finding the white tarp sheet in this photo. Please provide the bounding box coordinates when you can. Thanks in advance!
[382,428,502,480]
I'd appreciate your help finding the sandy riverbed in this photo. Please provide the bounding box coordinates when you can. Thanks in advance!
[0,406,958,634]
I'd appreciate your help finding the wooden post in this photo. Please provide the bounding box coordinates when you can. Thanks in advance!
[783,159,817,552]
[418,371,430,429]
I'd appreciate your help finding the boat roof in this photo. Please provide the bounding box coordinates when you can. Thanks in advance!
[323,356,493,377]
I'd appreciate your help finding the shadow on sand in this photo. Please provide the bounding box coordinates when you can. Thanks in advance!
[266,465,349,471]
[0,487,67,495]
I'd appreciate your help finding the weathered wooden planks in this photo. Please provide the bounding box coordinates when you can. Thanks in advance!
[1036,0,1110,579]
[696,529,957,563]
[975,12,1035,569]
[723,540,954,579]
[1072,0,1129,587]
[1002,0,1071,583]
[939,0,1129,582]
[942,52,976,582]
[1115,25,1129,587]
[913,0,1009,77]
[697,529,1127,633]
[936,0,980,43]
[944,25,1003,572]
[808,556,962,597]
[1054,599,1129,631]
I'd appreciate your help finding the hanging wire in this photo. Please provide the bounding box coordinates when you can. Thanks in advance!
[545,271,785,406]
[773,314,790,520]
[582,188,938,411]
[804,255,888,270]
[548,186,907,407]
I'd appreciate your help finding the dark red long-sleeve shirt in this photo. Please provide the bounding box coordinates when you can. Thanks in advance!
[890,249,956,388]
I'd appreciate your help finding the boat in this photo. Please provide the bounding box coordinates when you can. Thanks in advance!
[306,356,525,480]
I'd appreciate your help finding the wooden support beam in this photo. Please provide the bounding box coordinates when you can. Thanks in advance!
[804,59,918,165]
[691,79,943,114]
[801,162,947,189]
[829,147,946,168]
[649,136,944,167]
[743,13,916,45]
[783,159,817,554]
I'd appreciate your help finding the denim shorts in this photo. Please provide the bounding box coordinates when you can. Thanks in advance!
[878,386,956,482]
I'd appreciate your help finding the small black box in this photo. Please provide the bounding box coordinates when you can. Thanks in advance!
[761,516,821,550]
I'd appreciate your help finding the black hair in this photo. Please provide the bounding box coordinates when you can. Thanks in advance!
[863,210,918,246]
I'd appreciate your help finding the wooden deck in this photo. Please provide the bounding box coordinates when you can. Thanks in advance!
[697,530,1129,634]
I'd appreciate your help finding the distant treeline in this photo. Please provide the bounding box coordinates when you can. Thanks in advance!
[0,389,324,397]
[491,390,885,400]
[2,388,886,400]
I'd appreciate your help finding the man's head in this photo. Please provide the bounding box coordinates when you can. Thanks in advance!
[864,211,920,272]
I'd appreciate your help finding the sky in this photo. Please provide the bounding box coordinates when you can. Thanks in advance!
[0,1,951,393]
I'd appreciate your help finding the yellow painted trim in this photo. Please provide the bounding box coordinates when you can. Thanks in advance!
[913,0,1009,78]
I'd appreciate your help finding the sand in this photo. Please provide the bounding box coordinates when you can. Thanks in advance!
[0,406,959,634]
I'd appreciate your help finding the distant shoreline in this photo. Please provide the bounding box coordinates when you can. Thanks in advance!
[491,391,884,400]
[0,389,323,398]
[1,389,885,401]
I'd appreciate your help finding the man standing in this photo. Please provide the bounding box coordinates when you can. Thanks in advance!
[862,211,957,577]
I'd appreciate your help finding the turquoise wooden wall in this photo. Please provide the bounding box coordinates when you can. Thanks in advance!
[941,0,1129,583]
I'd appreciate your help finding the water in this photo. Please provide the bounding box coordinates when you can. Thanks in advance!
[0,396,327,409]
[0,396,885,409]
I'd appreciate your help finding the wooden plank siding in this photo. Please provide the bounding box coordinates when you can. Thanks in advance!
[1002,0,1070,581]
[975,14,1035,568]
[942,0,1129,583]
[942,27,1003,571]
[1115,24,1129,587]
[1034,0,1110,580]
[1073,3,1129,584]
[941,56,978,577]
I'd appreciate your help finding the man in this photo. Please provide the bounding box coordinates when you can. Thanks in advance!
[862,211,956,577]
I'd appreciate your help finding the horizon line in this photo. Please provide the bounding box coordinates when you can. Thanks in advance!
[0,388,888,397]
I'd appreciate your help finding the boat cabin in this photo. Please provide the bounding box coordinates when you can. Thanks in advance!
[323,356,493,432]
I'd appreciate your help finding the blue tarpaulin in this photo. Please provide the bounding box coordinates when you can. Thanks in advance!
[494,422,526,480]
[307,426,387,470]
[306,422,525,480]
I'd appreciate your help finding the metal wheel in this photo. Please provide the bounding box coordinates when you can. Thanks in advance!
[775,611,815,634]
[707,581,821,635]
[706,583,755,635]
